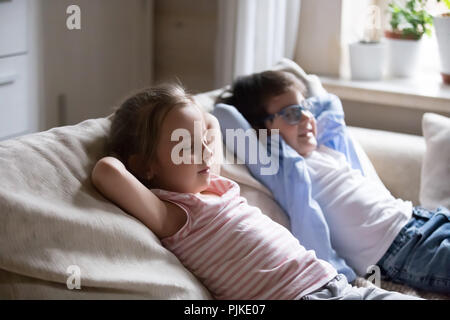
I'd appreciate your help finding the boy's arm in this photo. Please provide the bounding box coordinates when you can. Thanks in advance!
[309,93,365,174]
[91,156,186,239]
[309,93,344,119]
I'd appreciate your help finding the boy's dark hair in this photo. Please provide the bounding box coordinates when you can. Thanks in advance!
[215,70,307,131]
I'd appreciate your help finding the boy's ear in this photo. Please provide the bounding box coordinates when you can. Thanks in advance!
[264,119,274,131]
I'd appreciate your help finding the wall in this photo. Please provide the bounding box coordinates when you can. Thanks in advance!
[29,0,153,131]
[153,0,218,93]
[27,0,443,136]
[294,0,343,76]
[294,0,376,78]
[27,0,217,133]
[342,100,430,135]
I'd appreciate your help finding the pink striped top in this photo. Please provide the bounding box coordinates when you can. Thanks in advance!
[152,174,337,300]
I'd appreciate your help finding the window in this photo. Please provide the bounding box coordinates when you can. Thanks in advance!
[375,0,449,75]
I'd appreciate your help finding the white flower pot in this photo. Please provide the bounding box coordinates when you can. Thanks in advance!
[434,15,450,84]
[386,37,422,78]
[349,41,386,81]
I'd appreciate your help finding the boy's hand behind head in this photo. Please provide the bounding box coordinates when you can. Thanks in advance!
[272,59,327,98]
[304,74,327,98]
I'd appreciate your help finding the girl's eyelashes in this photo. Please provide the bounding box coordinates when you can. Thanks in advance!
[181,132,212,154]
[204,135,213,145]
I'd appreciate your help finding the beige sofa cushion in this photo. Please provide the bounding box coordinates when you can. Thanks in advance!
[348,126,425,206]
[420,113,450,210]
[0,116,211,299]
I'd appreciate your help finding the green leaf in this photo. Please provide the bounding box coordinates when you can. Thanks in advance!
[439,0,450,10]
[387,0,435,37]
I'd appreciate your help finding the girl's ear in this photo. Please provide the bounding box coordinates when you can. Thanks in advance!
[144,160,157,181]
[128,154,155,180]
[145,167,155,180]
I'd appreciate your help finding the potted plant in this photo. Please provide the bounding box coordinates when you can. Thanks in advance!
[434,0,450,84]
[385,0,434,77]
[349,5,386,80]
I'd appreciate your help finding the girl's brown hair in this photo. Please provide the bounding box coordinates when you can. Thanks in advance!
[216,70,307,131]
[108,83,194,187]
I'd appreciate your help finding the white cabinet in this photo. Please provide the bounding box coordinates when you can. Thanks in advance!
[0,0,29,140]
[0,55,28,138]
[0,0,27,57]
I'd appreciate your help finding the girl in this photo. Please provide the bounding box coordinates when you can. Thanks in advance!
[91,83,417,300]
[213,69,450,295]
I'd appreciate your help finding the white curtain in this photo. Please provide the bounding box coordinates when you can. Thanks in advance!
[215,0,302,88]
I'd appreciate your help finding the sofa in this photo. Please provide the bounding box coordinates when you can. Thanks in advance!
[0,59,448,300]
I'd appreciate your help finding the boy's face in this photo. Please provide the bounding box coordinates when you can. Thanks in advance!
[264,87,317,157]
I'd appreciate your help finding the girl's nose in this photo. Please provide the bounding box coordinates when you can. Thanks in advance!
[202,139,213,164]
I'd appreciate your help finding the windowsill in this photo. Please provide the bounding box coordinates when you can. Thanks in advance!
[319,73,450,113]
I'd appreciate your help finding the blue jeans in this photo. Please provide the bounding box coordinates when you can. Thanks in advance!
[302,274,421,300]
[377,206,450,294]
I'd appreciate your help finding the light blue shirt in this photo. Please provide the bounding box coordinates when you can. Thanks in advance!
[212,93,365,281]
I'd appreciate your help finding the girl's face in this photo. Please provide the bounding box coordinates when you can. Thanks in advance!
[148,104,213,194]
[264,87,317,156]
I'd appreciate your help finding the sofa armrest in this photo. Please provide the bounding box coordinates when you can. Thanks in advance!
[348,126,425,206]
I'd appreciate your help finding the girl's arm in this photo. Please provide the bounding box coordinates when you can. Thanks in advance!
[91,156,186,239]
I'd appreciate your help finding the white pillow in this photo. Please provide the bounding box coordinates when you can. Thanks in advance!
[420,113,450,210]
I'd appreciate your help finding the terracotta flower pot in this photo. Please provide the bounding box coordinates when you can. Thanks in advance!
[384,30,421,40]
[384,30,423,78]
